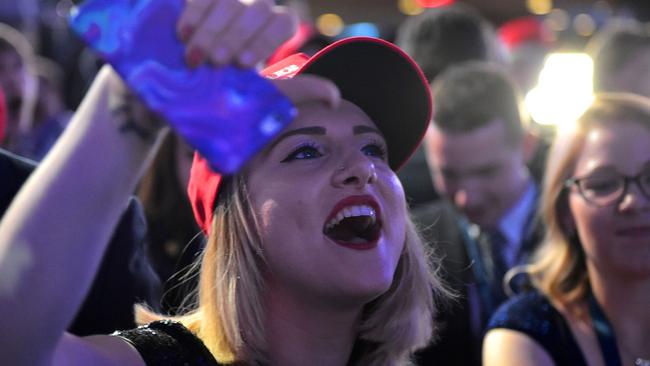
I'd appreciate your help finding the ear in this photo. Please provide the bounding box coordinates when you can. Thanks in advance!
[422,124,438,162]
[423,124,448,192]
[521,129,540,165]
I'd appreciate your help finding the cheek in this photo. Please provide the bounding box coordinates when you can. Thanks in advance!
[251,185,310,243]
[384,174,408,238]
[248,179,283,233]
[569,197,610,252]
[569,197,591,230]
[386,173,407,207]
[494,164,519,188]
[492,176,517,201]
[258,199,277,232]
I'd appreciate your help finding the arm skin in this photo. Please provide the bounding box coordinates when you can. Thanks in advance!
[0,70,339,366]
[0,0,344,361]
[483,329,556,366]
[0,71,340,366]
[0,66,166,366]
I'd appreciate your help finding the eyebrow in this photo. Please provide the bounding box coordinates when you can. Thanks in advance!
[265,124,385,155]
[266,126,326,152]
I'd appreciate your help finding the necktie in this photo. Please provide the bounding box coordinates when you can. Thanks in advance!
[486,229,508,303]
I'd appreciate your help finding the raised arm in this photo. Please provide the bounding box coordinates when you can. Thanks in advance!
[0,65,167,366]
[0,0,305,365]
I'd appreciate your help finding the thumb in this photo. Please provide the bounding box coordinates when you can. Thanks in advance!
[271,75,341,109]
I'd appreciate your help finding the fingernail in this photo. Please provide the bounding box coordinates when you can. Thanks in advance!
[179,25,193,42]
[187,48,204,68]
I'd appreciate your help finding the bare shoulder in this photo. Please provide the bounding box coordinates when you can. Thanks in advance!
[483,328,555,366]
[52,332,146,366]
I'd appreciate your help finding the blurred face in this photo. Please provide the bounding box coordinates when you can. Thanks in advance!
[613,48,650,98]
[425,119,529,228]
[0,50,25,107]
[567,121,650,278]
[246,100,407,308]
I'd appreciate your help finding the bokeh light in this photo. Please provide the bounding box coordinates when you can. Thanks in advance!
[316,13,345,37]
[545,8,569,32]
[416,0,454,8]
[339,23,380,38]
[573,13,596,37]
[525,53,594,128]
[526,0,553,15]
[398,0,424,16]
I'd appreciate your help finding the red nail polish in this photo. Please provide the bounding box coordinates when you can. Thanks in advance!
[187,48,204,67]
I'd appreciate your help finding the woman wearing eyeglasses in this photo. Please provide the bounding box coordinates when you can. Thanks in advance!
[483,93,650,366]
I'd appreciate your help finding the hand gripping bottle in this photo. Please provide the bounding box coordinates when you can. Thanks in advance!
[69,0,296,174]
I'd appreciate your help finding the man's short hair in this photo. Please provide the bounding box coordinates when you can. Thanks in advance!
[431,61,527,145]
[586,20,650,92]
[396,3,505,83]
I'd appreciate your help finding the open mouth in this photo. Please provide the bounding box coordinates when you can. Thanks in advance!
[323,199,382,248]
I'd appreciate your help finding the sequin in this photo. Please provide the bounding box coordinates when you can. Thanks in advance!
[487,291,589,366]
[113,320,220,366]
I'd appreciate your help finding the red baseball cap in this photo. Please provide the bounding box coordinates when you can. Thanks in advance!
[188,36,432,234]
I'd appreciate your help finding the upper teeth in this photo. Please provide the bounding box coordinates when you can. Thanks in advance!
[326,205,376,231]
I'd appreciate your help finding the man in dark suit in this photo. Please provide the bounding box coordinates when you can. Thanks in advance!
[414,62,545,365]
[394,3,509,207]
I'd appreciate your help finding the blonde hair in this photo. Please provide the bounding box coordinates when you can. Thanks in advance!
[138,174,449,365]
[526,93,650,311]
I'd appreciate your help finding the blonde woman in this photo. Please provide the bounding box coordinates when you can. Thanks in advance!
[483,93,650,366]
[0,0,448,365]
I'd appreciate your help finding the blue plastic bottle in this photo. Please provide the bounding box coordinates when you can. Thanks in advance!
[69,0,296,174]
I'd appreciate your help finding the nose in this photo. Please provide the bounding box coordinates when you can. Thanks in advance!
[332,154,378,189]
[618,181,650,212]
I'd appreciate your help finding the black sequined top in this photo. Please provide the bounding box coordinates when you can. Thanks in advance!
[113,320,221,366]
[487,291,588,366]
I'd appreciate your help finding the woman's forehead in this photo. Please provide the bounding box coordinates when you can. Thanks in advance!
[574,121,650,173]
[249,99,385,166]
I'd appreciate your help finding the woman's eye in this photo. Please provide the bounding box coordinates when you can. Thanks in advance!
[362,143,387,160]
[281,145,323,162]
[582,176,620,195]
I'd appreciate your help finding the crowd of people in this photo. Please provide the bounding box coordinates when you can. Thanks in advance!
[0,0,648,365]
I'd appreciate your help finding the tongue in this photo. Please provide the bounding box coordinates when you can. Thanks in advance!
[326,216,375,243]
